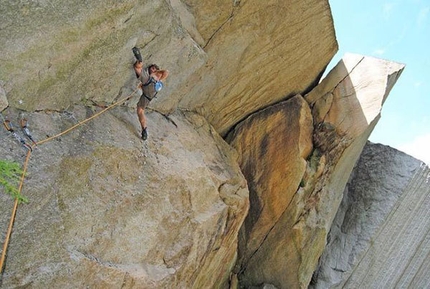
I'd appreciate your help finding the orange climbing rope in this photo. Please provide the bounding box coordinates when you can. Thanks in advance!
[37,88,139,145]
[0,86,139,275]
[0,148,33,274]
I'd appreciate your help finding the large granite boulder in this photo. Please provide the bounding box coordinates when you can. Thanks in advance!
[311,142,430,289]
[0,107,248,288]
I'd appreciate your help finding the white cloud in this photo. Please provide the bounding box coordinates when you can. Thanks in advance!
[373,48,386,56]
[398,133,430,165]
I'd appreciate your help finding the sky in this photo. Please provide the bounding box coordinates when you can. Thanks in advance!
[326,0,430,165]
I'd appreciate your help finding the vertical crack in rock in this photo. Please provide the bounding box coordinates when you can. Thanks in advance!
[203,14,233,50]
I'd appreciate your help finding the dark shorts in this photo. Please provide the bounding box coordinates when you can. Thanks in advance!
[137,94,150,109]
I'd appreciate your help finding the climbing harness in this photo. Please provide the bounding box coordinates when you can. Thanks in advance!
[3,120,33,151]
[20,118,37,145]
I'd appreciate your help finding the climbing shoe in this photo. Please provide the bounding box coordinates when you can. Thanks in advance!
[132,47,143,62]
[141,127,148,140]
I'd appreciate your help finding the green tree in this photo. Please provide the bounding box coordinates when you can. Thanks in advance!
[0,160,28,203]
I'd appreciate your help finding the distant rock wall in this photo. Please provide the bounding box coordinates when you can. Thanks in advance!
[311,142,430,289]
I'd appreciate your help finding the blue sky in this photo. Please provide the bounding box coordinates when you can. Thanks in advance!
[327,0,430,165]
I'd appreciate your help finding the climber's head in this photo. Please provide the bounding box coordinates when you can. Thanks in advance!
[148,64,160,74]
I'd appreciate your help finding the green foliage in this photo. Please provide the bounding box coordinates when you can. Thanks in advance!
[0,160,28,203]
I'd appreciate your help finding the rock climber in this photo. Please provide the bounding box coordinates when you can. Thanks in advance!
[133,47,169,140]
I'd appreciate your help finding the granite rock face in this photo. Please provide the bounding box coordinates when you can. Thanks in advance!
[0,0,337,136]
[0,107,248,288]
[0,85,7,111]
[229,54,404,289]
[227,94,314,272]
[311,142,430,289]
[0,1,414,288]
[0,1,336,285]
[176,0,337,136]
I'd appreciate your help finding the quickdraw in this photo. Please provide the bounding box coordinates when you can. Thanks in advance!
[20,118,37,145]
[3,120,33,151]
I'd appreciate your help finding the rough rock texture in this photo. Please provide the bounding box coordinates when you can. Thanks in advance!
[0,84,7,111]
[0,1,338,286]
[0,1,413,288]
[0,0,337,136]
[229,54,404,289]
[227,95,313,268]
[306,53,404,139]
[0,0,196,112]
[0,107,248,288]
[176,0,337,136]
[311,142,430,289]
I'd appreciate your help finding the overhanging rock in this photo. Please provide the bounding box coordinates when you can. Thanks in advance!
[177,0,337,136]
